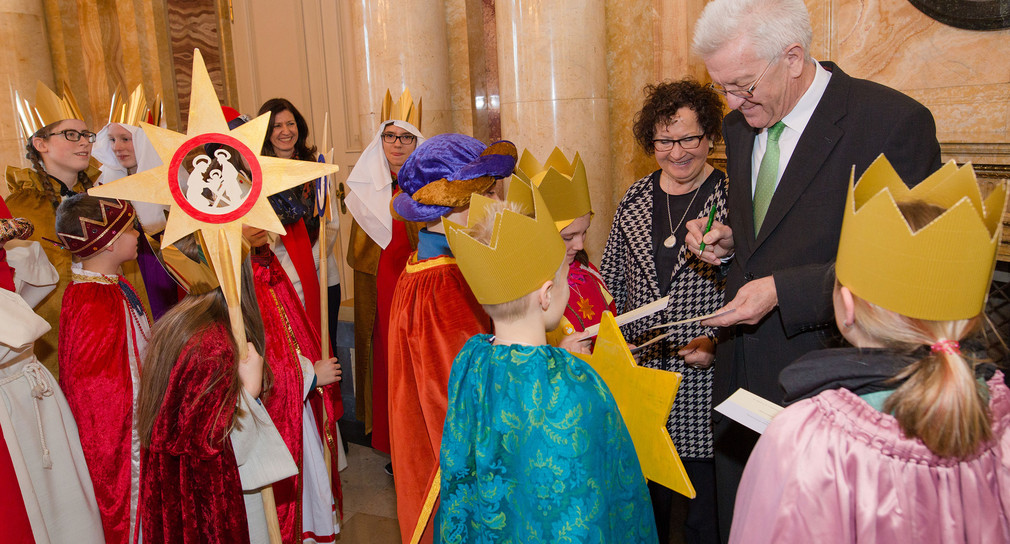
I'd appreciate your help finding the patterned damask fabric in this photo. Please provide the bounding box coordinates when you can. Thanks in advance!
[600,169,728,459]
[437,335,658,544]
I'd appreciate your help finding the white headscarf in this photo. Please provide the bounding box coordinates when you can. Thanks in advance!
[92,123,169,232]
[345,120,425,248]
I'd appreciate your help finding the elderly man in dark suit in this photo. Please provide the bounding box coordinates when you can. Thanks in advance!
[682,0,941,539]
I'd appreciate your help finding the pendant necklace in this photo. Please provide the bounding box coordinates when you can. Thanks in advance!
[663,180,703,249]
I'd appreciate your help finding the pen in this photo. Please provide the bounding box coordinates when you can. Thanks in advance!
[698,204,717,253]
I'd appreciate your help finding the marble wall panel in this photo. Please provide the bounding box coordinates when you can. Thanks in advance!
[348,0,453,139]
[0,3,54,178]
[165,0,235,129]
[812,0,1010,149]
[496,0,612,261]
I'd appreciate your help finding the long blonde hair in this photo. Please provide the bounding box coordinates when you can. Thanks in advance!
[848,200,992,458]
[136,239,268,447]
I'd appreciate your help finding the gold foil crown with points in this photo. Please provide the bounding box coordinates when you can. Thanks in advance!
[514,147,592,230]
[443,179,565,305]
[380,88,422,129]
[109,84,161,126]
[836,154,1008,321]
[14,80,87,141]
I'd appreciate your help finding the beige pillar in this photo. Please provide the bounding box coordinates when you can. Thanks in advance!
[0,0,55,181]
[495,0,612,262]
[348,1,454,140]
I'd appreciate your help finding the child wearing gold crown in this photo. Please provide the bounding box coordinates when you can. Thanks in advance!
[437,181,658,542]
[730,156,1010,544]
[54,193,150,544]
[512,148,616,354]
[386,133,517,544]
[7,82,151,376]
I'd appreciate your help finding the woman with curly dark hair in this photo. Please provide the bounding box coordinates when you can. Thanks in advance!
[601,78,727,544]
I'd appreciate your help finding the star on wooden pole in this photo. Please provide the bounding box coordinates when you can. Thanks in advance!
[575,312,695,498]
[90,49,338,543]
[90,48,338,337]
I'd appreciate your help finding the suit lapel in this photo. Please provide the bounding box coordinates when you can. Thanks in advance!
[725,115,757,260]
[754,62,849,249]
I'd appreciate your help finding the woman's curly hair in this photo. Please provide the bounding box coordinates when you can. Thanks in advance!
[632,78,725,155]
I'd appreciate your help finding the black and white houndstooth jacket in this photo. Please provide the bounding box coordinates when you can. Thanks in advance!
[600,168,729,459]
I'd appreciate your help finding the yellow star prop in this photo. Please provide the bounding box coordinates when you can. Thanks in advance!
[90,49,339,322]
[575,311,695,498]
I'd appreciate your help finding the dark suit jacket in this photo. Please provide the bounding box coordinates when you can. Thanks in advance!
[715,62,941,407]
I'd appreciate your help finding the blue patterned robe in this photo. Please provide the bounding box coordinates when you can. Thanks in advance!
[437,335,658,543]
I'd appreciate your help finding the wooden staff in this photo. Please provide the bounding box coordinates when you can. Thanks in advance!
[217,231,283,544]
[316,114,337,481]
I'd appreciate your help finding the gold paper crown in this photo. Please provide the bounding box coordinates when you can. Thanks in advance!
[380,88,422,129]
[836,155,1008,321]
[109,84,161,127]
[444,180,565,305]
[514,148,592,230]
[14,81,86,141]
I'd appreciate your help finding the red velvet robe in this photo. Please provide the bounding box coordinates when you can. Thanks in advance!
[252,249,342,543]
[370,199,413,453]
[387,252,491,544]
[140,323,248,543]
[58,276,148,544]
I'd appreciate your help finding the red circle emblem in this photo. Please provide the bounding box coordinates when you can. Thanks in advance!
[168,133,262,224]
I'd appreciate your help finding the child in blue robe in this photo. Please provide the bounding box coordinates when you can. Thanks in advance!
[435,183,658,543]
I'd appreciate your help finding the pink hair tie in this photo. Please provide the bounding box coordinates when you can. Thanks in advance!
[930,339,960,355]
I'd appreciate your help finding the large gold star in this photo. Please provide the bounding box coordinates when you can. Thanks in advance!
[91,49,338,320]
[575,312,695,498]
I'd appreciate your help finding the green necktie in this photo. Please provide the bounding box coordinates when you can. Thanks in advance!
[753,121,786,234]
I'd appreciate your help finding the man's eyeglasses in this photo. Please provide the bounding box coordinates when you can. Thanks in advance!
[382,132,417,145]
[653,134,705,152]
[49,129,97,143]
[708,55,779,99]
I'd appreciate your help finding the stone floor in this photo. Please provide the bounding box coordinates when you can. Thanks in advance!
[336,443,401,543]
[333,441,688,544]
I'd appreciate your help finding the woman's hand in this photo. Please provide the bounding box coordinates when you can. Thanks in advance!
[685,217,734,265]
[314,357,342,387]
[238,343,265,398]
[678,336,716,369]
[558,330,593,355]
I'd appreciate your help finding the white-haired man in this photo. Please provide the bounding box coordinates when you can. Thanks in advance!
[684,0,941,538]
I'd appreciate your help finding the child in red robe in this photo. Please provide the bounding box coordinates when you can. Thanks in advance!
[55,194,148,544]
[245,225,343,543]
[386,133,517,544]
[137,234,296,543]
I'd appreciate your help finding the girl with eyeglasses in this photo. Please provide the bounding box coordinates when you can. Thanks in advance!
[344,92,425,462]
[6,112,104,375]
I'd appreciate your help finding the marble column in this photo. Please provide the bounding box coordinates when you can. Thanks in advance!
[495,0,612,262]
[347,0,454,140]
[0,0,55,181]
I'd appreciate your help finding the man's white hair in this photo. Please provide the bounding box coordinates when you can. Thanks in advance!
[692,0,813,63]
